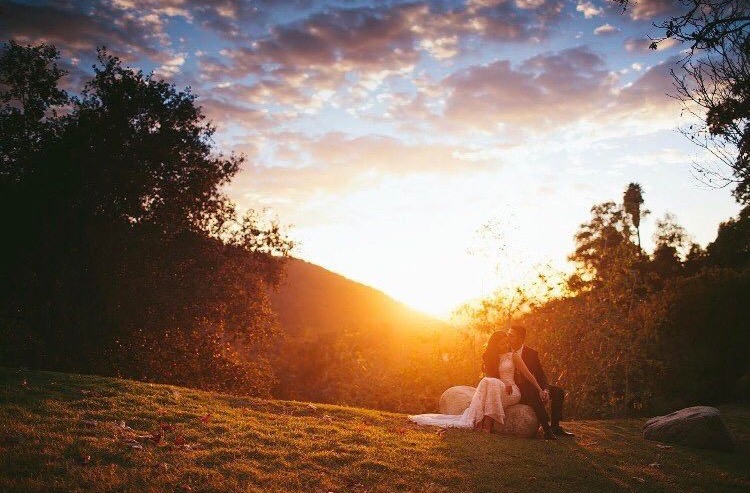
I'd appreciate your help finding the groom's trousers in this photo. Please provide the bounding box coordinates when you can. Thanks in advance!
[519,385,565,428]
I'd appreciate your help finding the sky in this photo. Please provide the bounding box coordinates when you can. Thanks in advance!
[1,0,742,319]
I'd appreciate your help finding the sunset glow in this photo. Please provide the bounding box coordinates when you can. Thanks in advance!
[6,0,740,318]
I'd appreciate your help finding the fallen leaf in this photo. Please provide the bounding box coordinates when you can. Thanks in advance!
[79,454,91,465]
[321,415,333,423]
[160,423,175,432]
[129,443,143,450]
[306,403,318,411]
[118,421,134,432]
[200,413,212,424]
[174,434,186,446]
[149,429,163,444]
[632,477,646,483]
[396,427,408,435]
[180,485,192,492]
[81,419,98,428]
[649,462,661,468]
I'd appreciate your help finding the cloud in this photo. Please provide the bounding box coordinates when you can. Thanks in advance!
[623,36,681,52]
[226,131,503,207]
[0,0,165,59]
[593,23,620,36]
[615,56,682,114]
[440,44,685,136]
[576,1,603,18]
[443,46,614,130]
[625,0,686,21]
[153,53,186,78]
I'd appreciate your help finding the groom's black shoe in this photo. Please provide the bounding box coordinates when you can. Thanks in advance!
[542,427,557,440]
[551,426,574,437]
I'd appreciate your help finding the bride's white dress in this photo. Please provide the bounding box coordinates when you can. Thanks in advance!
[408,352,521,428]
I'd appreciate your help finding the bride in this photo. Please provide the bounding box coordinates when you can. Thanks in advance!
[408,330,544,433]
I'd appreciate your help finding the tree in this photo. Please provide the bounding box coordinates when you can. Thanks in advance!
[0,43,292,395]
[624,182,646,251]
[706,204,750,268]
[568,194,642,293]
[0,41,68,180]
[651,212,691,279]
[616,0,750,203]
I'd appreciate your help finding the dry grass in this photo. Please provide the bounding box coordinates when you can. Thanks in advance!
[1,367,748,492]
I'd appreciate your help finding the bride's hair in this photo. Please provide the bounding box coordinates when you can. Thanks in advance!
[481,330,508,378]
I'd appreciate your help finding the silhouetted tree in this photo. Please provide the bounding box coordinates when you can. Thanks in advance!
[651,213,690,279]
[0,43,292,395]
[706,204,750,268]
[616,0,750,202]
[624,182,646,251]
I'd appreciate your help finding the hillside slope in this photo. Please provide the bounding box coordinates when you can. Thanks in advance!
[1,368,748,493]
[270,258,449,335]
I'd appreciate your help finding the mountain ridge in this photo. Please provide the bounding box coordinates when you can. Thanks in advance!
[270,257,450,335]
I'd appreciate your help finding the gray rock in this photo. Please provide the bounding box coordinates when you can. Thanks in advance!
[493,404,539,438]
[438,385,475,415]
[643,406,737,452]
[438,385,539,438]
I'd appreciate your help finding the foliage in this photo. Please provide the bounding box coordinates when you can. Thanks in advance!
[0,42,292,396]
[2,368,749,492]
[271,322,482,414]
[623,182,646,249]
[615,0,750,202]
[706,204,750,268]
[467,183,750,418]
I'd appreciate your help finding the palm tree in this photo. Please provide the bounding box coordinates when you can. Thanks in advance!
[623,183,645,251]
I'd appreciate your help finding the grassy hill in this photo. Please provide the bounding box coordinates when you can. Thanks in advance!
[1,368,748,493]
[270,258,449,335]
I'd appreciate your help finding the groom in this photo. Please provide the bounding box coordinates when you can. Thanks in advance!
[508,325,574,440]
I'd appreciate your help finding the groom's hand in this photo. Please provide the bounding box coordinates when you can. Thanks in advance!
[540,389,550,403]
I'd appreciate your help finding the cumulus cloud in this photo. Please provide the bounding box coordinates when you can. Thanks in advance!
[441,45,683,134]
[625,0,686,21]
[593,23,620,36]
[443,46,614,130]
[576,1,603,18]
[623,36,681,52]
[615,56,682,114]
[154,53,186,78]
[0,0,165,59]
[227,131,501,203]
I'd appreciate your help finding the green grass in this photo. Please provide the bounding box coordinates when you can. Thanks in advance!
[1,368,748,492]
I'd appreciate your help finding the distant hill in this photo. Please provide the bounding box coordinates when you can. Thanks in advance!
[266,258,456,408]
[270,258,449,335]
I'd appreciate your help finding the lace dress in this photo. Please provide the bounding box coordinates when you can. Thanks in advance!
[408,352,521,428]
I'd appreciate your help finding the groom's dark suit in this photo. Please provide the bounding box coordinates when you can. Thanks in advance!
[515,346,565,430]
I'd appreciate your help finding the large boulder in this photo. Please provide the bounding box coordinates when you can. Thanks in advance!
[493,404,539,438]
[438,386,539,438]
[643,406,737,452]
[439,386,475,415]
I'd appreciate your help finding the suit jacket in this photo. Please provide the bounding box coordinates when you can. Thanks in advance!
[515,346,549,394]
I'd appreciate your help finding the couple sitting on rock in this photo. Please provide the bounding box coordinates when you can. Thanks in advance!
[409,325,573,440]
